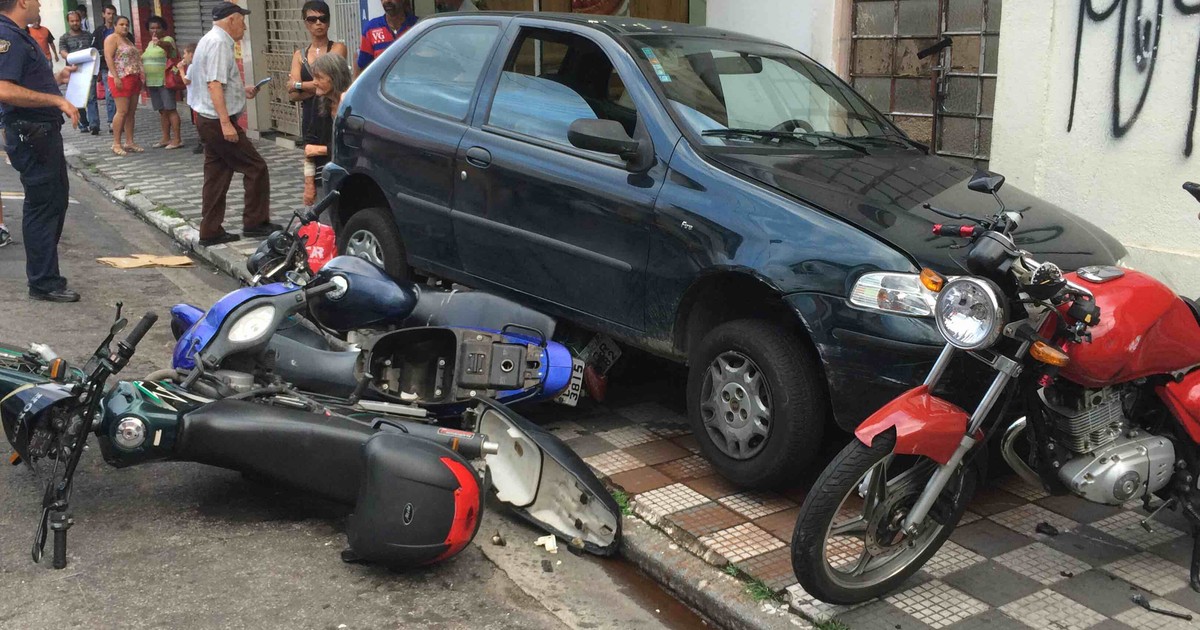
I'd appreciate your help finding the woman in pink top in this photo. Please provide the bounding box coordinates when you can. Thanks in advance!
[104,16,144,155]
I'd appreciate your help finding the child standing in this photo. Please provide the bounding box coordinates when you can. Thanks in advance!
[181,42,204,155]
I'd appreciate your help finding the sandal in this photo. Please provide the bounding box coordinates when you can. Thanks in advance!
[164,143,184,150]
[125,145,145,153]
[111,145,127,156]
[152,141,169,149]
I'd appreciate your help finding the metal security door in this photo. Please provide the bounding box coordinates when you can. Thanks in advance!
[264,0,309,137]
[850,0,1001,168]
[329,0,361,56]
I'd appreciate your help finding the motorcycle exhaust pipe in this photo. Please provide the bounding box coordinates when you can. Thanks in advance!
[1001,416,1044,489]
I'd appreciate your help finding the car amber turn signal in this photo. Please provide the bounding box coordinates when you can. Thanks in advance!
[1030,341,1070,367]
[920,268,945,292]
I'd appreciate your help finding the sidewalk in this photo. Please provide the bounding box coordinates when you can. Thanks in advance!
[63,102,305,280]
[63,102,1200,630]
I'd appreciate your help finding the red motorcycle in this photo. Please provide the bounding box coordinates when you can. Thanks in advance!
[790,176,1200,604]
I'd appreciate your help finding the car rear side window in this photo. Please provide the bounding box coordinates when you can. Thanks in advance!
[487,28,637,148]
[381,24,499,120]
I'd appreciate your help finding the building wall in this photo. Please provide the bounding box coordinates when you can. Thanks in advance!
[990,2,1200,295]
[705,0,849,74]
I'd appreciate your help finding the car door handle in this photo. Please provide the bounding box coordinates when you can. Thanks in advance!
[344,115,365,132]
[465,146,492,169]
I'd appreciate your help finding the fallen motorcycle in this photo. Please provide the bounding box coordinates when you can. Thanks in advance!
[791,174,1200,604]
[169,192,580,418]
[1,305,620,570]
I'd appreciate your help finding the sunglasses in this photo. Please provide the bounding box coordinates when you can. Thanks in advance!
[305,15,330,23]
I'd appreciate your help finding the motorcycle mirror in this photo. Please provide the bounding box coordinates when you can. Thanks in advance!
[968,170,1005,195]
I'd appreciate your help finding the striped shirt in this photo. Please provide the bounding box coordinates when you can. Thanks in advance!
[356,13,417,70]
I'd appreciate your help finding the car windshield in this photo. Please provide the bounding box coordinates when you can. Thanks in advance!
[631,35,904,149]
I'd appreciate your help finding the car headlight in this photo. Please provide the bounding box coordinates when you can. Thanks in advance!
[849,272,938,317]
[934,277,1006,350]
[227,304,277,344]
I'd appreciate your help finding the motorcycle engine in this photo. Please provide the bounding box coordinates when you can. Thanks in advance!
[1042,384,1175,505]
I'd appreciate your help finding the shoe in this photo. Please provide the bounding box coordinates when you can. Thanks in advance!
[29,288,81,303]
[90,128,99,136]
[79,127,89,134]
[243,222,284,238]
[165,143,184,150]
[0,226,10,248]
[198,232,241,247]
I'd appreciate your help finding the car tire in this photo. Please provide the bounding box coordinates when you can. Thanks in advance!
[337,207,409,280]
[686,319,826,489]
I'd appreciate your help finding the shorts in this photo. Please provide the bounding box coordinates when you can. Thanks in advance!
[107,74,142,98]
[147,85,178,111]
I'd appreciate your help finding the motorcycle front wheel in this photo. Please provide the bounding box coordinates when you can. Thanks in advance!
[790,431,976,604]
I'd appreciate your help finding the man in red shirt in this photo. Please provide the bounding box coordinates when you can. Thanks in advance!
[355,0,415,77]
[26,17,57,64]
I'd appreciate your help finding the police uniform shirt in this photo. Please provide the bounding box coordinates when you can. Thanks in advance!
[0,15,60,123]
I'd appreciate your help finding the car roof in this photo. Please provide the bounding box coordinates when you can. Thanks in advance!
[424,11,783,47]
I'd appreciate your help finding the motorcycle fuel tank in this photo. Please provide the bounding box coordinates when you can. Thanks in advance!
[1059,268,1200,387]
[310,256,419,330]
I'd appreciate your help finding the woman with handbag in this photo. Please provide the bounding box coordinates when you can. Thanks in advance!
[142,15,183,149]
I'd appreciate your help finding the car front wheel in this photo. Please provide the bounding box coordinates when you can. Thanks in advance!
[686,319,827,488]
[337,207,409,280]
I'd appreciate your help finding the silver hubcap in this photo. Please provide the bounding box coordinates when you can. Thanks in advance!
[345,229,384,267]
[699,351,771,459]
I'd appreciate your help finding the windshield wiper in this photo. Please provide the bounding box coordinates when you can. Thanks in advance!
[856,134,927,151]
[701,128,869,154]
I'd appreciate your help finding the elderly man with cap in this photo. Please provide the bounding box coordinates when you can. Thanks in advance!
[0,0,81,302]
[188,1,280,247]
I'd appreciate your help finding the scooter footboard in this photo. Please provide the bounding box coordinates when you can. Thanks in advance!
[176,399,374,504]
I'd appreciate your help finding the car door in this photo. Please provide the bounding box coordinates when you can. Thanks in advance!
[451,23,666,332]
[359,20,503,272]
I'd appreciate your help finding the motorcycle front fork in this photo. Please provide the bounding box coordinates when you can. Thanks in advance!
[900,341,1029,535]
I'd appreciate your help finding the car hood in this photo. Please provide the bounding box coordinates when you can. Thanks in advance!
[707,150,1126,275]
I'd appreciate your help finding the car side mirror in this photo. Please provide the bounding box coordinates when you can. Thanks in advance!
[968,170,1005,195]
[568,119,652,173]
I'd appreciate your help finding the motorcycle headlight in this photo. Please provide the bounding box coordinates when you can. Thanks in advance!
[227,304,277,344]
[935,277,1005,350]
[849,272,938,317]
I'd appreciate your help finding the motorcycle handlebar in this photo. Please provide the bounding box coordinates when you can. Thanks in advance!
[121,312,159,350]
[932,223,977,238]
[301,190,340,224]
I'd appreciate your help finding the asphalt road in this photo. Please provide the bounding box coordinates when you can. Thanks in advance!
[0,165,683,629]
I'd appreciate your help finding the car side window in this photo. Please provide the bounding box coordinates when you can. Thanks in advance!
[487,28,638,149]
[381,24,499,120]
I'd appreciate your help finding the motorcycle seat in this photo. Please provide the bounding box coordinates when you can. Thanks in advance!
[404,288,557,340]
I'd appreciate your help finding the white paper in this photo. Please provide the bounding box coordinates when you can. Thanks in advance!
[64,48,100,108]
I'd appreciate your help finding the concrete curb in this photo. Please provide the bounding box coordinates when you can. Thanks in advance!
[68,154,254,284]
[620,516,814,629]
[68,155,814,630]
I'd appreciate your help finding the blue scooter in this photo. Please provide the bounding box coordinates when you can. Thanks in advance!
[165,193,581,420]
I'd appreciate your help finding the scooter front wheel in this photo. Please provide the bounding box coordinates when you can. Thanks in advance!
[790,431,974,605]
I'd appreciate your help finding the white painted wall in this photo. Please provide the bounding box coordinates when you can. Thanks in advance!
[991,2,1200,295]
[705,0,837,67]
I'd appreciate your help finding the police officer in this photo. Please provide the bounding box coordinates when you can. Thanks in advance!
[0,0,80,302]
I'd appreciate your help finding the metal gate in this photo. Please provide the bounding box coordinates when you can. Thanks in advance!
[329,0,361,59]
[850,0,1001,168]
[264,0,309,137]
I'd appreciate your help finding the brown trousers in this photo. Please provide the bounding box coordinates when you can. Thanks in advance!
[195,115,271,239]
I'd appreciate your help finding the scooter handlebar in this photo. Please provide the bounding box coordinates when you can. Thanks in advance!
[300,190,340,224]
[121,312,158,351]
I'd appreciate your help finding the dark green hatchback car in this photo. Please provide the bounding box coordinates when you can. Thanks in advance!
[324,12,1126,488]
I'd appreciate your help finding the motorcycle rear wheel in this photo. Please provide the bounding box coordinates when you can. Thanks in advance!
[790,431,975,605]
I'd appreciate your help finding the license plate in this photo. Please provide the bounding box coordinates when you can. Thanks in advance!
[581,334,622,376]
[555,357,585,407]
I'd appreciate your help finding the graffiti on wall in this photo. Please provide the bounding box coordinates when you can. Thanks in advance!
[1067,0,1200,156]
